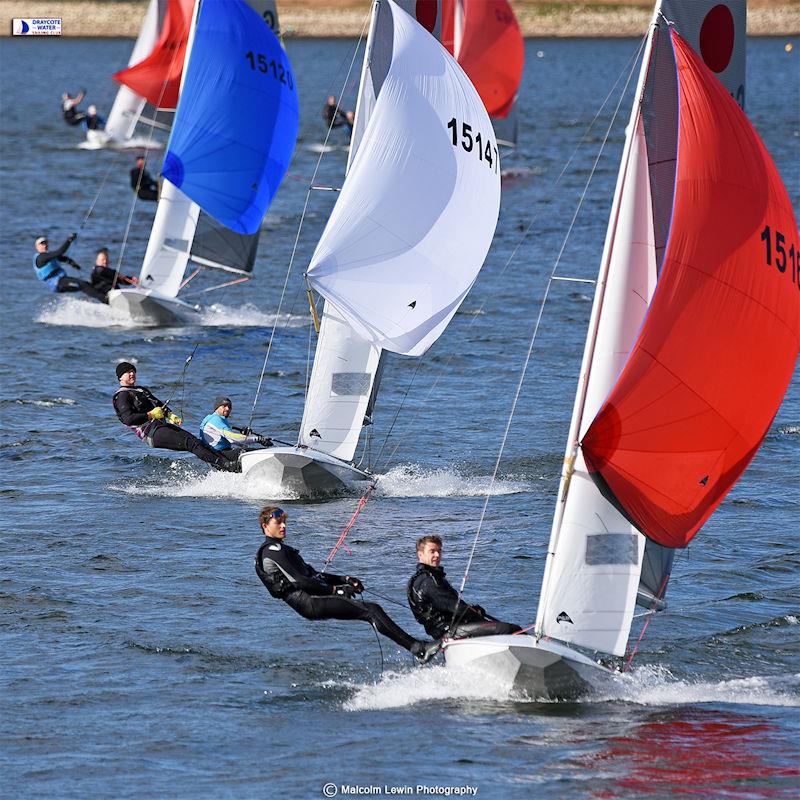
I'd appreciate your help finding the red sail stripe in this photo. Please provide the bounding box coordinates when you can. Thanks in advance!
[113,0,194,110]
[582,30,800,549]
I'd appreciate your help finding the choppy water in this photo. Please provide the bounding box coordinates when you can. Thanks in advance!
[1,32,799,800]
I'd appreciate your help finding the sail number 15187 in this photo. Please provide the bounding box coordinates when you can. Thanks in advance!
[447,117,498,174]
[761,225,800,290]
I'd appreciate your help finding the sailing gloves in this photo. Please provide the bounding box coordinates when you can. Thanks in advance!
[147,407,165,421]
[345,576,364,593]
[67,232,77,243]
[166,412,182,425]
[256,435,272,447]
[334,584,357,598]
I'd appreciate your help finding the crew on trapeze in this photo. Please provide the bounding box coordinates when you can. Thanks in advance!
[83,104,105,132]
[408,535,522,640]
[199,395,273,467]
[322,95,354,132]
[255,506,441,664]
[90,247,138,295]
[60,88,86,125]
[130,155,158,202]
[113,362,240,472]
[33,233,107,302]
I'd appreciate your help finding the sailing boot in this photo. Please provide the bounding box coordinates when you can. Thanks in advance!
[411,639,441,665]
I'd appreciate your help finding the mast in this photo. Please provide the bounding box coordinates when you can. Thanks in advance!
[534,7,662,653]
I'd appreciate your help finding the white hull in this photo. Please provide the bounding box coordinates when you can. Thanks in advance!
[106,287,202,326]
[443,635,616,700]
[78,129,162,151]
[239,445,370,495]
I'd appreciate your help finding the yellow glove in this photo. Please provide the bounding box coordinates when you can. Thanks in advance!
[167,412,182,426]
[147,406,165,421]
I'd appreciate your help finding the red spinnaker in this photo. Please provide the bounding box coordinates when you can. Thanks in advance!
[442,0,523,119]
[582,31,800,549]
[113,0,194,109]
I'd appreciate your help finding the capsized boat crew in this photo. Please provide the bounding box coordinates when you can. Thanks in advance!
[199,396,272,465]
[33,234,107,302]
[255,507,440,664]
[408,535,521,640]
[112,362,240,472]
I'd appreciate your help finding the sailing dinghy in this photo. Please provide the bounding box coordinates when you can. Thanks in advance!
[444,0,799,699]
[81,0,192,150]
[107,0,299,326]
[240,0,501,493]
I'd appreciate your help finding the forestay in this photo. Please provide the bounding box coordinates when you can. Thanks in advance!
[305,0,501,357]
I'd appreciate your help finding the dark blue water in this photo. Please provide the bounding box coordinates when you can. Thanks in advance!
[1,33,799,800]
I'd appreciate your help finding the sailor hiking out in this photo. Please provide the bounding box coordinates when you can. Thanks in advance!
[408,535,521,640]
[255,507,440,663]
[199,396,272,465]
[33,233,107,302]
[112,362,239,472]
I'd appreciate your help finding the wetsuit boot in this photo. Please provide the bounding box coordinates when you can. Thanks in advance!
[410,639,441,664]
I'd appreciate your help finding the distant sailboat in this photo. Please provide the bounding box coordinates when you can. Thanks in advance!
[240,0,501,493]
[443,0,799,698]
[107,0,299,326]
[82,0,193,150]
[442,0,524,147]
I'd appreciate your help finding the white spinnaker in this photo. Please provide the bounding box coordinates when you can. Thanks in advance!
[299,304,382,460]
[306,0,501,357]
[536,115,656,656]
[105,0,161,143]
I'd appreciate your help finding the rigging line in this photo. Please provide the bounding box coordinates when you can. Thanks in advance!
[362,588,407,610]
[369,39,647,478]
[79,154,121,231]
[246,12,370,430]
[325,482,376,566]
[453,36,646,609]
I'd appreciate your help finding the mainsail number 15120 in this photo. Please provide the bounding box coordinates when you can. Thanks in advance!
[447,117,498,173]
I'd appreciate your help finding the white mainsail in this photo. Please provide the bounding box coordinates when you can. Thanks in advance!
[534,0,746,656]
[104,0,162,143]
[299,0,500,464]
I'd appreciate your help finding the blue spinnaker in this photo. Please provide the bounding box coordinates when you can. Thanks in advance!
[162,0,299,235]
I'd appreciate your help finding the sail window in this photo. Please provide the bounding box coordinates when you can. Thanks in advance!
[331,373,371,397]
[585,534,639,566]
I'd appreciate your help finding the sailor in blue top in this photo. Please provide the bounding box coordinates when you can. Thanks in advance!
[200,396,272,462]
[33,234,107,302]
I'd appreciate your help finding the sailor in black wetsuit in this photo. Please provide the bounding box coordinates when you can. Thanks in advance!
[112,362,239,472]
[90,248,137,294]
[61,89,86,125]
[33,234,107,302]
[407,535,521,640]
[255,506,440,663]
[130,155,158,202]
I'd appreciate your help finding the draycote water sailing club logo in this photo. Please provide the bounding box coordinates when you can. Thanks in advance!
[12,18,62,35]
